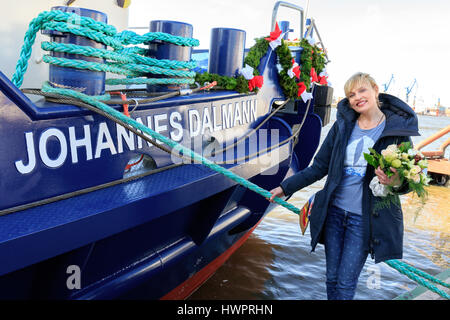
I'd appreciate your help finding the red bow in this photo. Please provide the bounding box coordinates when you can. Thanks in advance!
[291,58,301,79]
[248,75,264,91]
[265,22,282,42]
[310,67,319,83]
[318,75,328,85]
[297,82,306,97]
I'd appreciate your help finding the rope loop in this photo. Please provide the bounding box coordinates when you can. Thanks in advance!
[12,9,200,88]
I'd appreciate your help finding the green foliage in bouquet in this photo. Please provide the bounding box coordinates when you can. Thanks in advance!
[364,141,431,203]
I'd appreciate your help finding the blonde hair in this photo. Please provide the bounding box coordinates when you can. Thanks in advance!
[344,72,379,98]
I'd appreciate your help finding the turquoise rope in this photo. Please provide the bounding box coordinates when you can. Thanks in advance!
[395,260,449,289]
[45,10,117,35]
[41,42,197,70]
[12,10,199,88]
[386,260,450,299]
[42,56,196,78]
[41,21,124,49]
[116,30,200,47]
[41,82,300,216]
[13,10,116,86]
[105,78,194,85]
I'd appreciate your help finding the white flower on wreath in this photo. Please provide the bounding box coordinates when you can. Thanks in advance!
[240,64,254,80]
[319,68,328,78]
[276,63,283,73]
[287,60,300,79]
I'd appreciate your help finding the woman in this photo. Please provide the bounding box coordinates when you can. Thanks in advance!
[269,72,419,300]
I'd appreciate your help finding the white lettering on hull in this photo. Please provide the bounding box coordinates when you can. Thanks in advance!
[14,99,258,174]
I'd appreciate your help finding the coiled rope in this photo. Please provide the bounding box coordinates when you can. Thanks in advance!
[12,10,199,89]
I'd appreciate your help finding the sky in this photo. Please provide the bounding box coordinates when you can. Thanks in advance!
[129,0,450,110]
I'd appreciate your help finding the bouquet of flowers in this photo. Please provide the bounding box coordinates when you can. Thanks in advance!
[363,142,431,202]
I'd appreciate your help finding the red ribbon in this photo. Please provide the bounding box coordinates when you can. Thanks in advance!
[310,67,319,83]
[248,75,264,91]
[265,22,282,42]
[297,82,306,97]
[319,75,328,85]
[291,59,301,79]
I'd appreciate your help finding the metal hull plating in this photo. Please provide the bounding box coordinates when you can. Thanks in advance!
[0,136,292,299]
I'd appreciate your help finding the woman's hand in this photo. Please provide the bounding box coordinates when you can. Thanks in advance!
[268,186,285,203]
[375,167,401,187]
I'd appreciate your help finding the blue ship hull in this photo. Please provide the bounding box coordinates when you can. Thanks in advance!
[0,30,328,299]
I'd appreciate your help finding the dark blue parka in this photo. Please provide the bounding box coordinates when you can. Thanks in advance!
[280,93,420,263]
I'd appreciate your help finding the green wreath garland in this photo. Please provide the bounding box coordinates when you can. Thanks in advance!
[195,36,327,99]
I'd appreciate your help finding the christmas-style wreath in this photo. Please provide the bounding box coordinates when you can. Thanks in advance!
[195,22,329,100]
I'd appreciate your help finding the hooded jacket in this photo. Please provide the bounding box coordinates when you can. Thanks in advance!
[280,93,420,263]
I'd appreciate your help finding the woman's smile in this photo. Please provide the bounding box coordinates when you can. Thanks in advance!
[355,99,367,107]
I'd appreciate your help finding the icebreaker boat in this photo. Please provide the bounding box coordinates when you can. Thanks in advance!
[0,1,332,299]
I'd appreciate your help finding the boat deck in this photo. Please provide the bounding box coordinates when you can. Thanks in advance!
[427,158,450,176]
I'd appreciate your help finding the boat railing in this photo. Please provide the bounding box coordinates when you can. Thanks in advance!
[304,18,329,63]
[271,1,329,63]
[271,1,305,40]
[416,125,450,159]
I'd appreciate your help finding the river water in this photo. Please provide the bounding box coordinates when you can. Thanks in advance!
[189,108,450,300]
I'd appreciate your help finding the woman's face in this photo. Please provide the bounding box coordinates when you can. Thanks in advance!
[347,82,379,114]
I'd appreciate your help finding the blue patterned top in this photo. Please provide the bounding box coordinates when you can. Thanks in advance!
[331,119,385,214]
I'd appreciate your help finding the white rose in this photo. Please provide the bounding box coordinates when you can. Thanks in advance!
[386,144,398,152]
[410,165,421,174]
[381,149,392,157]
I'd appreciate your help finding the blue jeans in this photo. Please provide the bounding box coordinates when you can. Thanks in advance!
[323,205,368,300]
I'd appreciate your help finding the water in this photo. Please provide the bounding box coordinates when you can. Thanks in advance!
[189,108,450,300]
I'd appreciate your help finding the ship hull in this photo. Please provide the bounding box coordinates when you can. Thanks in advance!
[0,153,292,299]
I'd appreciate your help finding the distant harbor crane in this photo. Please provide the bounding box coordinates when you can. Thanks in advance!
[382,74,394,92]
[405,78,417,104]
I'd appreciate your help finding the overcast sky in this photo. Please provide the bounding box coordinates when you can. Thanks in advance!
[130,0,450,110]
